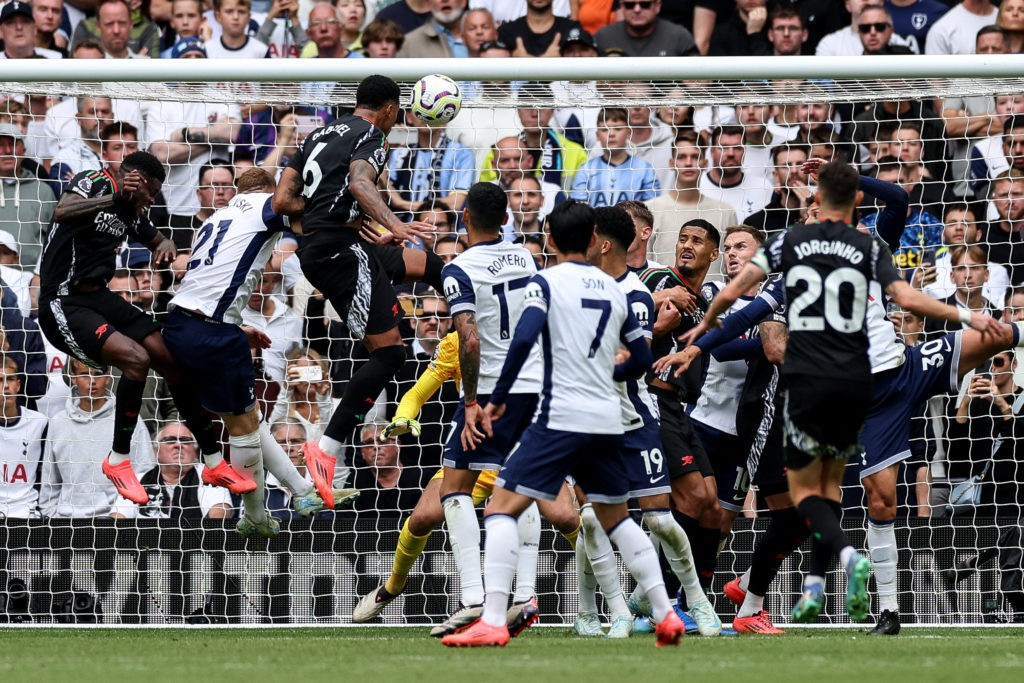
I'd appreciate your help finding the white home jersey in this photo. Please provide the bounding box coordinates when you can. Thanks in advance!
[690,281,753,436]
[442,239,543,395]
[170,192,289,325]
[0,407,48,518]
[523,261,644,434]
[866,281,906,374]
[615,271,658,431]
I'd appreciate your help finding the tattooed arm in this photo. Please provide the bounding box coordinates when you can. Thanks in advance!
[272,166,306,218]
[454,310,487,449]
[759,320,788,366]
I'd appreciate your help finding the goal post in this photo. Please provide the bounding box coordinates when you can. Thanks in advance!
[2,56,1024,626]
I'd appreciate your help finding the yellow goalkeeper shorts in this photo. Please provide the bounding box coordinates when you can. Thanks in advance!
[430,468,497,506]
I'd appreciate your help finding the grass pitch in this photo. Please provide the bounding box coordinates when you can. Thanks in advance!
[2,626,1022,683]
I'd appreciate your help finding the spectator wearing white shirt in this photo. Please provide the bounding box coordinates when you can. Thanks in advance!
[925,0,998,55]
[38,359,154,519]
[110,422,232,521]
[0,1,62,59]
[698,124,773,221]
[206,0,270,58]
[48,97,114,197]
[240,259,303,384]
[645,130,737,266]
[816,0,911,55]
[0,354,47,518]
[0,230,33,316]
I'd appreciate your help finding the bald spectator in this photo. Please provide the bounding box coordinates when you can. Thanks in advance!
[0,1,62,58]
[71,0,159,58]
[0,124,55,270]
[488,135,566,221]
[398,0,469,58]
[461,7,497,57]
[111,423,232,521]
[595,0,696,56]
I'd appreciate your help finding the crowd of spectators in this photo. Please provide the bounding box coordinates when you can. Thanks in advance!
[0,0,1022,577]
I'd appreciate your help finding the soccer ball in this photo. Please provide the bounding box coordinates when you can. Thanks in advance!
[411,74,462,125]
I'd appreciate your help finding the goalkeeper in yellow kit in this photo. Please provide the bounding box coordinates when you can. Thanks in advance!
[352,331,582,634]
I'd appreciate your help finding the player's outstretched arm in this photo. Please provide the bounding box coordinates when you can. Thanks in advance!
[53,174,138,222]
[272,166,306,218]
[887,280,1000,337]
[679,261,768,347]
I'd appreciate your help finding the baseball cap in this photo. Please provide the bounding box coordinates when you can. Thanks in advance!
[0,230,19,255]
[0,123,24,143]
[560,27,600,55]
[0,1,34,24]
[118,244,152,269]
[171,37,207,59]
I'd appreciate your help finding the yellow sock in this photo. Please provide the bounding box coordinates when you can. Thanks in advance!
[385,519,431,594]
[560,520,582,549]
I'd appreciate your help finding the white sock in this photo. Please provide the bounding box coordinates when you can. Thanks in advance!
[108,450,130,465]
[609,518,671,622]
[317,435,345,458]
[481,514,518,627]
[442,493,484,607]
[576,530,599,614]
[513,503,540,603]
[643,510,703,607]
[203,452,224,469]
[839,545,857,568]
[737,591,765,618]
[230,431,266,523]
[258,423,313,496]
[804,574,825,591]
[868,520,899,613]
[581,505,631,620]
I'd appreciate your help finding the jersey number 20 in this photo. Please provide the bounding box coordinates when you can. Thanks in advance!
[787,265,868,333]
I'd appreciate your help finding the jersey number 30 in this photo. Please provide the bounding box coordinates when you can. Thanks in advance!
[787,265,868,333]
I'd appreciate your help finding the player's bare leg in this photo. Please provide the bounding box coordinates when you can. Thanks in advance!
[399,247,444,291]
[789,457,871,623]
[306,325,407,508]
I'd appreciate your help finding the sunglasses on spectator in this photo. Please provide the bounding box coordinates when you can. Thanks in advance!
[623,1,655,9]
[858,22,891,34]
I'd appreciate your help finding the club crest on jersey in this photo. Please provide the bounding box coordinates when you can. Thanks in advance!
[76,176,93,194]
[371,146,387,171]
[911,13,927,30]
[442,276,461,301]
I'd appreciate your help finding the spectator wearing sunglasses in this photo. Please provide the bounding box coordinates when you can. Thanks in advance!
[110,422,233,521]
[594,0,697,56]
[816,1,911,56]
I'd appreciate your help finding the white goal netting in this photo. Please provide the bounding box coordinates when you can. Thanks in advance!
[1,57,1024,626]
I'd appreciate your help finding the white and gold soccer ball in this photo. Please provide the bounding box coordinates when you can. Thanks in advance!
[411,74,463,125]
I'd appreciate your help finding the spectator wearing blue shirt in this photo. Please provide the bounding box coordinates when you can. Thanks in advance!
[886,0,950,53]
[570,107,659,207]
[388,107,476,217]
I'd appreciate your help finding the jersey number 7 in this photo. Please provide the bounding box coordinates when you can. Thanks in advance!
[581,298,611,359]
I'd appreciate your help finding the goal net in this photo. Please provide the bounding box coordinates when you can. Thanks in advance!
[1,56,1023,626]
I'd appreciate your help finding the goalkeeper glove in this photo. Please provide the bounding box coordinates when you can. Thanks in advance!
[381,417,421,440]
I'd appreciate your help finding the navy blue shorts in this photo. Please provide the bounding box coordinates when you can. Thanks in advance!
[497,424,628,504]
[693,419,748,513]
[442,393,538,471]
[622,421,672,499]
[163,309,257,415]
[860,332,961,478]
